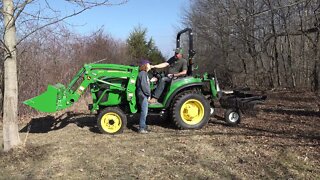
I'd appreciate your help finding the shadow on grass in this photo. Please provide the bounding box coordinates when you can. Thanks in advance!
[208,112,320,142]
[20,112,99,134]
[125,114,176,132]
[19,108,319,143]
[20,112,176,134]
[263,108,320,117]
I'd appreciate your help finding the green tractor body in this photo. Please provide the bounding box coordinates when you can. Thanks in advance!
[24,64,140,114]
[24,28,266,134]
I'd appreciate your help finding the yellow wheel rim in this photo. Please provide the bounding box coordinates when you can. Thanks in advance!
[180,99,204,125]
[100,112,122,133]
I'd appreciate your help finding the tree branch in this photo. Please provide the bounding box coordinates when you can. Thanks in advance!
[250,0,309,18]
[16,0,128,46]
[14,0,35,20]
[0,39,11,55]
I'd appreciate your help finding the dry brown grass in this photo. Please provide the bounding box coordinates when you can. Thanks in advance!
[1,91,319,179]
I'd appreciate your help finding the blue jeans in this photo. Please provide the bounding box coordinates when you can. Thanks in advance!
[153,76,172,99]
[138,93,148,130]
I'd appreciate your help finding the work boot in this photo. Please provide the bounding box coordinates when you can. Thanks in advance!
[148,98,159,104]
[138,129,149,134]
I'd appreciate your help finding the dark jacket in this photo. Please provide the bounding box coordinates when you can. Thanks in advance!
[136,71,150,98]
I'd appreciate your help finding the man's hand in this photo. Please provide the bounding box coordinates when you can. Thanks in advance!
[167,74,174,78]
[150,77,158,82]
[148,97,151,101]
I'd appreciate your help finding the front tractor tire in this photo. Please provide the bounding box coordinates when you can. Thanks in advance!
[97,107,127,134]
[172,92,210,129]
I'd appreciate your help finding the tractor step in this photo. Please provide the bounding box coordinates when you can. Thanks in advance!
[148,102,164,108]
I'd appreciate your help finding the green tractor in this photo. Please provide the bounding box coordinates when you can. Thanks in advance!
[24,28,266,134]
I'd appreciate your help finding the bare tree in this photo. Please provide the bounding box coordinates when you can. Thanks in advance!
[17,25,129,116]
[1,0,128,151]
[183,0,319,91]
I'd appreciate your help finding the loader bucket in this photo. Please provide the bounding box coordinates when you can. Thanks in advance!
[23,83,66,113]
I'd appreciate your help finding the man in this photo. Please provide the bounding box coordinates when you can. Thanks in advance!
[149,48,187,103]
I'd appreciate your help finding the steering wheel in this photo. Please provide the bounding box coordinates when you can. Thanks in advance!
[151,69,163,80]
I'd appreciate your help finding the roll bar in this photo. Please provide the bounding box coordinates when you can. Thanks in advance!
[176,28,196,76]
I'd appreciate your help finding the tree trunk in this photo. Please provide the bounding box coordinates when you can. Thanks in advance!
[2,0,21,151]
[313,31,320,92]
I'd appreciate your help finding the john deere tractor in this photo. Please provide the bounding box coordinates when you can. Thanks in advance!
[24,28,266,134]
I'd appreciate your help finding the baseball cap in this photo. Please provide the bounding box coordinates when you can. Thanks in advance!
[175,48,183,54]
[139,59,150,66]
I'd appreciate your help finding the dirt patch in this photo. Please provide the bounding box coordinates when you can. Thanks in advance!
[1,90,319,179]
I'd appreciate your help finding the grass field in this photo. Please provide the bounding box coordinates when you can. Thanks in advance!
[1,90,319,179]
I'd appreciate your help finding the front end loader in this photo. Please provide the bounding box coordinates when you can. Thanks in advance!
[24,64,139,134]
[24,28,266,134]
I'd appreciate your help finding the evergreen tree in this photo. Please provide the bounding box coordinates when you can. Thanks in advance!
[147,38,164,64]
[127,26,164,65]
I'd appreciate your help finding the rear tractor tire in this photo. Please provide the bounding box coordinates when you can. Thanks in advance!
[97,107,127,134]
[224,109,241,126]
[172,92,210,129]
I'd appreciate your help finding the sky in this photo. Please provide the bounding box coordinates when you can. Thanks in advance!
[53,0,190,57]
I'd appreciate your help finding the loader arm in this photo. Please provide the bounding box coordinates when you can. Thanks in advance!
[24,63,139,113]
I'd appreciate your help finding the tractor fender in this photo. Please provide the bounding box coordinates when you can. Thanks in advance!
[164,82,204,108]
